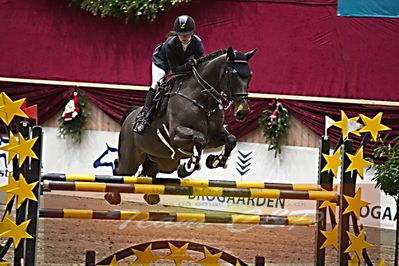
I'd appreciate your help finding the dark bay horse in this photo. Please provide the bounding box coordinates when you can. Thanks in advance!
[105,47,256,205]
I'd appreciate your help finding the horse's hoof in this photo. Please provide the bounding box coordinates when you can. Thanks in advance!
[104,192,121,205]
[144,194,160,205]
[177,164,188,178]
[206,155,218,169]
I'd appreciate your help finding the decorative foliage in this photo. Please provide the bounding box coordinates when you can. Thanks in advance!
[57,90,90,143]
[372,135,399,200]
[69,0,192,23]
[259,102,289,157]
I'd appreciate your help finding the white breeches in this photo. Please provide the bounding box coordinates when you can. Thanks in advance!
[151,63,167,89]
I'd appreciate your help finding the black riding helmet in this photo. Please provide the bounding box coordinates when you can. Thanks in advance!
[173,15,196,35]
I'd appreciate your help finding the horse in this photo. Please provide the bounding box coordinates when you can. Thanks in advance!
[104,47,256,205]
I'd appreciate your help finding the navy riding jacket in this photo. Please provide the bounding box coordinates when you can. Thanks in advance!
[152,35,204,73]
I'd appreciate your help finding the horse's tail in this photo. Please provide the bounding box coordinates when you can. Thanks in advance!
[120,105,140,124]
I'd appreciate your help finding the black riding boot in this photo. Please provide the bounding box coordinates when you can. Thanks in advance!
[133,87,156,135]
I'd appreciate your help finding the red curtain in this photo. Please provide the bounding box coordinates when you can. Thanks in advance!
[1,0,399,101]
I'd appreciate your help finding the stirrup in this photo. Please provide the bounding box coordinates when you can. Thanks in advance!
[133,118,149,134]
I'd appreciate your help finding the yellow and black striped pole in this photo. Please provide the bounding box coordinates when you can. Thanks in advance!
[41,173,321,191]
[39,208,315,226]
[42,180,338,201]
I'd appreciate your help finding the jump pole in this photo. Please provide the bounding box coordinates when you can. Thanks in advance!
[42,173,322,191]
[42,180,339,201]
[39,208,315,226]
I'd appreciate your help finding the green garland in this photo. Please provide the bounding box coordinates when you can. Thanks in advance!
[259,102,290,157]
[57,91,91,143]
[69,0,192,23]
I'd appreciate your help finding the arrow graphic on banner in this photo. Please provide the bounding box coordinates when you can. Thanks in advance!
[236,150,252,176]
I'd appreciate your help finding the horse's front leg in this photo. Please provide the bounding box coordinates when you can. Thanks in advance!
[171,125,206,178]
[206,132,237,169]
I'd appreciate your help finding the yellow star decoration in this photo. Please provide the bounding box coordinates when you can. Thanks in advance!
[319,200,337,216]
[7,174,38,208]
[345,229,373,260]
[0,132,19,164]
[320,224,339,250]
[0,217,33,248]
[197,247,222,266]
[0,173,19,204]
[236,260,242,266]
[343,188,370,219]
[0,261,10,266]
[348,253,360,266]
[321,147,341,178]
[346,146,373,178]
[10,133,38,167]
[163,242,193,266]
[378,259,386,266]
[358,113,391,141]
[131,244,162,266]
[0,93,28,125]
[0,132,38,167]
[331,111,360,139]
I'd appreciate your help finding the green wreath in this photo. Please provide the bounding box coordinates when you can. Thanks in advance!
[57,90,91,143]
[69,0,192,23]
[259,102,290,157]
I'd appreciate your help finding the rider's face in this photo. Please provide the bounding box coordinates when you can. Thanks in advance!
[178,33,193,45]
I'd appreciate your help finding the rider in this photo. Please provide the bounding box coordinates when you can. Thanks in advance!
[133,15,205,135]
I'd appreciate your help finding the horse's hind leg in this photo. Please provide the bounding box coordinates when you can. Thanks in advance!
[206,132,237,169]
[104,149,144,205]
[140,157,161,205]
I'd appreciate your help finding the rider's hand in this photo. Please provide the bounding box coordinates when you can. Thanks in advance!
[186,58,197,70]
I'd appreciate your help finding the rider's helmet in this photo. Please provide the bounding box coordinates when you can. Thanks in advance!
[173,15,196,35]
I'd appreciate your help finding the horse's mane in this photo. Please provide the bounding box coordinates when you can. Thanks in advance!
[197,49,227,66]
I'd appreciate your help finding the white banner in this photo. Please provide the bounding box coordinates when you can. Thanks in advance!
[0,127,396,230]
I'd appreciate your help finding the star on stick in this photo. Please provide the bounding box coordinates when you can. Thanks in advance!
[9,132,38,167]
[7,174,38,208]
[0,261,10,266]
[346,146,373,178]
[321,147,341,178]
[343,188,370,219]
[331,111,360,139]
[197,247,222,265]
[358,113,391,141]
[131,244,162,266]
[320,224,339,250]
[164,242,193,266]
[0,93,28,125]
[0,218,33,248]
[319,200,337,216]
[345,229,373,260]
[348,253,360,266]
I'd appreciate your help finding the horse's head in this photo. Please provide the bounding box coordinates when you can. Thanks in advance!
[224,47,257,121]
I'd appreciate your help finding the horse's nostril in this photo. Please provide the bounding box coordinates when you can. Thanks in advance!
[236,110,248,121]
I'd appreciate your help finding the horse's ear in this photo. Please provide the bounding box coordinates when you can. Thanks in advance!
[245,49,257,61]
[227,47,235,60]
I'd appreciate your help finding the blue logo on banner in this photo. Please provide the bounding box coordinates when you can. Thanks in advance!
[0,136,9,177]
[93,144,118,171]
[338,0,399,18]
[236,150,252,176]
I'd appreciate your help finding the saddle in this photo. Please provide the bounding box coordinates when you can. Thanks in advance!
[151,74,188,119]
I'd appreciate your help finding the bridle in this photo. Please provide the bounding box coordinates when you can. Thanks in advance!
[166,56,250,117]
[191,58,250,110]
